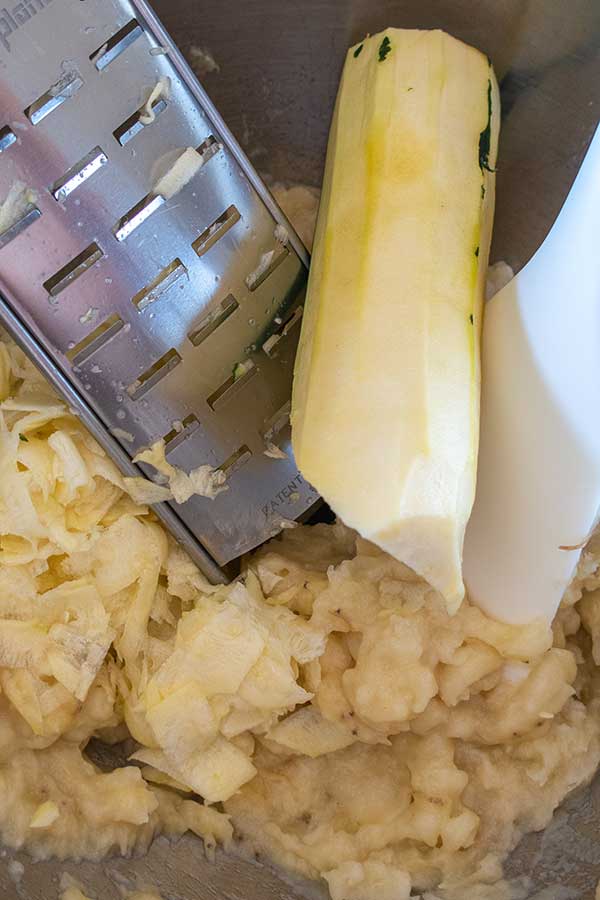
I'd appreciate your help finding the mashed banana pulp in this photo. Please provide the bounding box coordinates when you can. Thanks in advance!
[1,190,600,900]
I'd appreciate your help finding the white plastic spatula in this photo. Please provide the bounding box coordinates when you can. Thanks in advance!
[463,124,600,625]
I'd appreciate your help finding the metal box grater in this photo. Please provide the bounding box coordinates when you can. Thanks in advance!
[0,0,319,582]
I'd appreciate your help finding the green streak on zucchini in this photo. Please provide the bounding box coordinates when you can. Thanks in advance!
[378,36,392,62]
[478,80,495,173]
[353,43,364,58]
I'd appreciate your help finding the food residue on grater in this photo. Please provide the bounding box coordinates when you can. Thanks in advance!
[111,427,135,443]
[245,250,275,289]
[79,307,99,326]
[233,360,254,381]
[274,223,289,245]
[278,517,298,529]
[153,147,205,200]
[264,442,288,459]
[0,182,36,235]
[130,438,227,504]
[139,76,171,125]
[89,42,108,65]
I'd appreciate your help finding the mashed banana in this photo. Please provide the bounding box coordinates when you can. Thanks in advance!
[1,191,600,900]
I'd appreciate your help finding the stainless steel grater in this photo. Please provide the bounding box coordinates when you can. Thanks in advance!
[0,0,319,583]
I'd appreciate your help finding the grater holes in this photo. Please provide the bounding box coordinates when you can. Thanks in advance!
[0,126,16,153]
[114,140,221,242]
[67,313,124,365]
[188,294,239,347]
[43,242,104,297]
[51,147,108,202]
[114,193,164,242]
[262,306,303,357]
[91,20,144,71]
[0,203,41,250]
[218,445,252,477]
[114,98,167,146]
[133,258,187,311]
[263,401,291,444]
[163,414,200,455]
[192,205,240,258]
[207,360,257,411]
[128,348,182,401]
[25,69,84,125]
[245,246,290,292]
[197,134,220,164]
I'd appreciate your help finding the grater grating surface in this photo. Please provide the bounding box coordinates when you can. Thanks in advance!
[0,0,319,582]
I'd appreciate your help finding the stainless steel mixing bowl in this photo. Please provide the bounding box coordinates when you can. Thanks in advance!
[2,1,600,897]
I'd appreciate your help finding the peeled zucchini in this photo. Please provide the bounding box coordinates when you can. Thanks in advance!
[291,28,500,610]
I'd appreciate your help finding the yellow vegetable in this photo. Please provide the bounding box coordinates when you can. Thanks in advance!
[292,28,500,609]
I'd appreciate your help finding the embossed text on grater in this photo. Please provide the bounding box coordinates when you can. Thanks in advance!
[0,0,318,583]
